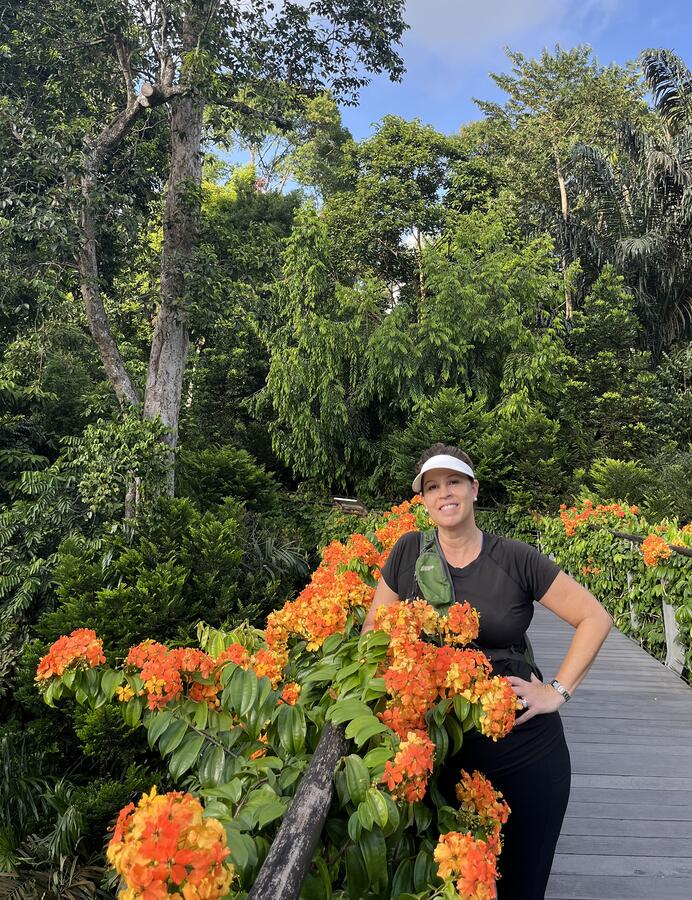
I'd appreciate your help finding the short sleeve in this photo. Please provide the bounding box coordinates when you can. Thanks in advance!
[380,532,418,595]
[518,542,561,601]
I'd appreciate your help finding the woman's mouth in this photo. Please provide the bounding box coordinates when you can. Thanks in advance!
[439,502,458,512]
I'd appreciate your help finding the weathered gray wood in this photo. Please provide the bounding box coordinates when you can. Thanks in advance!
[527,604,692,900]
[557,834,692,856]
[247,724,348,900]
[550,855,692,877]
[559,817,692,838]
[544,874,691,899]
[569,786,692,805]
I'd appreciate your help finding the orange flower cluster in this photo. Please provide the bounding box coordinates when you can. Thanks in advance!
[456,770,510,831]
[107,787,232,899]
[477,677,520,741]
[279,682,301,705]
[641,533,672,567]
[376,600,517,747]
[442,601,481,646]
[374,498,423,554]
[559,499,637,537]
[381,731,435,803]
[126,641,257,710]
[36,628,106,682]
[434,831,498,900]
[265,532,379,655]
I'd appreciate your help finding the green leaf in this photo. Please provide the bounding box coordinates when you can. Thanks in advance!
[358,826,387,889]
[345,715,389,747]
[344,754,370,805]
[358,630,391,652]
[345,845,368,900]
[194,701,209,730]
[361,677,387,701]
[158,718,188,755]
[100,668,123,700]
[362,746,393,776]
[147,709,173,748]
[453,695,470,721]
[445,715,464,756]
[290,706,306,754]
[199,744,227,787]
[391,859,415,898]
[255,799,288,828]
[327,699,372,725]
[347,810,362,843]
[413,848,436,892]
[123,695,143,728]
[239,669,259,717]
[413,802,432,833]
[365,788,389,829]
[357,798,374,831]
[275,704,294,754]
[169,733,205,779]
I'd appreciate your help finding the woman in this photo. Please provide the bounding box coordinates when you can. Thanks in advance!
[362,443,612,900]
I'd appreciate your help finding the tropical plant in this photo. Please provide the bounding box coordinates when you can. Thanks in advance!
[573,121,692,354]
[32,500,518,899]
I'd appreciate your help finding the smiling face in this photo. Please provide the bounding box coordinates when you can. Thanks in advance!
[420,468,478,530]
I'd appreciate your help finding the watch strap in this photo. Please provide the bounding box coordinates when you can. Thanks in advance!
[550,679,571,702]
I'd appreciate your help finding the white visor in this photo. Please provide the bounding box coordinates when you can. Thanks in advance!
[412,454,475,494]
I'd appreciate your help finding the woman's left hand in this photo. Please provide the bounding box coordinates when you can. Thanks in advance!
[508,674,565,726]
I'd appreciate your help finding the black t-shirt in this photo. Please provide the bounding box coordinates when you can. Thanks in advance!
[380,530,566,778]
[381,530,560,656]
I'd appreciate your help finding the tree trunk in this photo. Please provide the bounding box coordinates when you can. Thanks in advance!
[78,171,142,409]
[555,158,573,320]
[143,89,204,495]
[248,724,348,900]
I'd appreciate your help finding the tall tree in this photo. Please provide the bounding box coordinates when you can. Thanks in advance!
[1,0,407,493]
[574,121,692,354]
[476,46,647,316]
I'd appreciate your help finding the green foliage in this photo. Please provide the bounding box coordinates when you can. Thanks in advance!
[40,499,249,653]
[177,445,280,513]
[588,458,655,507]
[65,414,170,517]
[538,505,692,675]
[0,461,85,697]
[644,452,692,523]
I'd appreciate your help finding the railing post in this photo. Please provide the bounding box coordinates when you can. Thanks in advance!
[661,577,685,675]
[626,571,639,632]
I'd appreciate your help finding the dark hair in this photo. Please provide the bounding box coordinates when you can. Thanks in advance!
[415,444,475,491]
[416,443,474,472]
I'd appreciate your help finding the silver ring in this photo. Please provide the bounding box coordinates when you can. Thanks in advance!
[519,697,528,709]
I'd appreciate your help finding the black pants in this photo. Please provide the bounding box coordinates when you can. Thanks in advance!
[437,728,571,900]
[489,742,571,900]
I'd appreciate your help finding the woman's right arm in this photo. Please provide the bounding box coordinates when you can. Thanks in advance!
[361,577,400,633]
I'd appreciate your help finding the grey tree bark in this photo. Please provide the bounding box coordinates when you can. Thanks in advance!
[142,87,204,494]
[247,724,348,900]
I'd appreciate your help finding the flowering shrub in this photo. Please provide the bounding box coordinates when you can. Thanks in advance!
[36,497,518,898]
[107,787,233,899]
[35,628,105,681]
[434,832,498,900]
[541,498,692,679]
[640,533,672,568]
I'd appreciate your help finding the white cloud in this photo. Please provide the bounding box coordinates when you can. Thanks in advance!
[402,0,624,56]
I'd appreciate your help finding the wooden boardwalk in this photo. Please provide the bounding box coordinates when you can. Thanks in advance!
[528,604,692,900]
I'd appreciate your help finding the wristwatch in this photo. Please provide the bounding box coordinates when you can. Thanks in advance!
[550,679,571,702]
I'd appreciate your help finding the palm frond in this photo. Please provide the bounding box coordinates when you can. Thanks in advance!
[640,48,692,133]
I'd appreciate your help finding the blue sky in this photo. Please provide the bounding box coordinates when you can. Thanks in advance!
[340,0,689,139]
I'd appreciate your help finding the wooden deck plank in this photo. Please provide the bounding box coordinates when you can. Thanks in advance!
[556,834,692,857]
[544,874,691,899]
[526,604,692,900]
